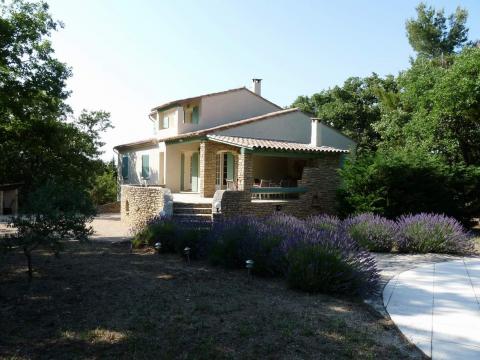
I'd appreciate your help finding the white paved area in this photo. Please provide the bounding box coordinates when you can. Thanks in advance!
[384,259,480,359]
[172,193,213,204]
[89,213,131,242]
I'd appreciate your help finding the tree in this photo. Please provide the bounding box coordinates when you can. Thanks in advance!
[90,159,118,205]
[5,181,95,280]
[406,2,469,58]
[0,1,113,201]
[292,74,396,152]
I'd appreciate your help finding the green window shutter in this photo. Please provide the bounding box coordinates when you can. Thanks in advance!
[141,154,150,178]
[226,153,234,180]
[192,106,199,124]
[122,156,129,179]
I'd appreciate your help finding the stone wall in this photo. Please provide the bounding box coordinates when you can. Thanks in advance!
[121,185,173,230]
[97,201,120,214]
[212,153,341,220]
[199,141,240,197]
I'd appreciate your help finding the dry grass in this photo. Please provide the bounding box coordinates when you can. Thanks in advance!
[0,241,424,359]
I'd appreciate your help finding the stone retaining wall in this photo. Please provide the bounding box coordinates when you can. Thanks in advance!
[121,185,173,230]
[212,153,341,220]
[97,201,120,214]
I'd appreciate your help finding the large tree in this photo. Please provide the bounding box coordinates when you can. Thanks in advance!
[406,2,469,58]
[0,1,111,199]
[292,74,396,152]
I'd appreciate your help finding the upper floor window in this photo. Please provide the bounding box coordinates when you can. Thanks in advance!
[160,113,169,129]
[184,105,199,124]
[141,154,150,178]
[122,156,129,179]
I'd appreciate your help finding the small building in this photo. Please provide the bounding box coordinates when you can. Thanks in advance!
[114,80,356,228]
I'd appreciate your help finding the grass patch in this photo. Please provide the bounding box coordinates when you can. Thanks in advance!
[0,241,423,359]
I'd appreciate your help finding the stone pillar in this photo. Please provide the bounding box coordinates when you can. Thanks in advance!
[199,141,217,197]
[237,150,254,191]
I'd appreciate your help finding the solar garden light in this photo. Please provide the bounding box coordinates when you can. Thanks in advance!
[184,247,191,264]
[154,242,162,255]
[246,259,254,279]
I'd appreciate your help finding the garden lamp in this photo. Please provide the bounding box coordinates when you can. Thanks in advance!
[154,242,162,254]
[184,247,191,263]
[246,259,254,279]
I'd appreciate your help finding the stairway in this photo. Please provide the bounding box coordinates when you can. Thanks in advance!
[172,202,212,225]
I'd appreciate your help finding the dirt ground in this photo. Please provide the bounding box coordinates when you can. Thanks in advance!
[0,241,424,360]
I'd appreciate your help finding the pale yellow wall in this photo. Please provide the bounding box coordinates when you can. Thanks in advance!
[118,144,162,186]
[164,141,201,192]
[217,111,311,143]
[316,122,356,151]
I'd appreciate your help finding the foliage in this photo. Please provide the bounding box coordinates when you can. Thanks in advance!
[292,74,396,152]
[337,151,479,224]
[396,213,473,254]
[306,214,341,233]
[0,1,112,202]
[343,213,396,252]
[3,181,95,280]
[406,2,469,58]
[132,216,177,251]
[90,159,117,205]
[285,229,379,296]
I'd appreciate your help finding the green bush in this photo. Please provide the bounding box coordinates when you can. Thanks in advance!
[338,151,480,225]
[132,218,177,251]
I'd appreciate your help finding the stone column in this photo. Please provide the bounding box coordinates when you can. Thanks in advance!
[199,141,217,197]
[237,150,254,191]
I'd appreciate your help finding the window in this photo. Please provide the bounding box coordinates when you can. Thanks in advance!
[122,156,129,179]
[161,115,169,129]
[192,106,199,124]
[141,154,150,178]
[184,108,193,124]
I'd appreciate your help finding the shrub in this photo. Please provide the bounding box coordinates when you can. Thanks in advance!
[285,229,379,296]
[132,216,177,250]
[173,219,211,259]
[306,214,341,233]
[207,216,288,276]
[396,213,474,254]
[343,213,396,252]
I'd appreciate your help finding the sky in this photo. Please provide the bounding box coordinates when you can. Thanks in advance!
[46,0,480,161]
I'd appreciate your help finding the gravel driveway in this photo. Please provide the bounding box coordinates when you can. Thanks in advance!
[89,213,131,243]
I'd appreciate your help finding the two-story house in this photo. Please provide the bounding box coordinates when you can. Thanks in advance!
[114,79,355,226]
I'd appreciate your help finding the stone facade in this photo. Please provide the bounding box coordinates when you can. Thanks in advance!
[121,185,173,230]
[212,153,341,220]
[199,141,240,197]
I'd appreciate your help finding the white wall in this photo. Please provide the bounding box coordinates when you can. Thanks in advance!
[314,121,357,150]
[164,141,201,192]
[118,145,162,186]
[154,107,181,139]
[216,111,311,143]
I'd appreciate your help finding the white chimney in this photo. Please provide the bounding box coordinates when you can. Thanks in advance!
[251,78,262,95]
[311,118,319,146]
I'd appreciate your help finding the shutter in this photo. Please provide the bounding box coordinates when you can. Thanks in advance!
[122,156,129,179]
[226,153,234,181]
[142,154,150,178]
[192,106,199,124]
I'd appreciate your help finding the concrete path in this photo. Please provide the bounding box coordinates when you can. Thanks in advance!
[89,213,131,243]
[384,258,480,359]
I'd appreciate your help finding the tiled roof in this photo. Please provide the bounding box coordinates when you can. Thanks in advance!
[207,135,349,153]
[113,138,158,151]
[162,108,300,142]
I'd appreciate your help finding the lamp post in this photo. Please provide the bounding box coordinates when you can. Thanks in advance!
[246,259,254,280]
[184,247,191,264]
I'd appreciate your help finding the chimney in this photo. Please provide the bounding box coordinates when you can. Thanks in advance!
[311,118,319,146]
[251,78,262,95]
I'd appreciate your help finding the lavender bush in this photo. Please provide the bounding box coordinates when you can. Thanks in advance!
[306,214,341,233]
[396,213,474,254]
[343,213,396,252]
[285,228,379,296]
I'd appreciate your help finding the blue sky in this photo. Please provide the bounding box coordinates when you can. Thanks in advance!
[47,0,480,160]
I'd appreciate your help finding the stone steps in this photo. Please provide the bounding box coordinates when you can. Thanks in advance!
[172,202,212,224]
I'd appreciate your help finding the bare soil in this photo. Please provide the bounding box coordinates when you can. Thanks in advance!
[0,241,425,359]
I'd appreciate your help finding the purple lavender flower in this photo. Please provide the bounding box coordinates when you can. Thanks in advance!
[396,213,474,254]
[343,213,396,252]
